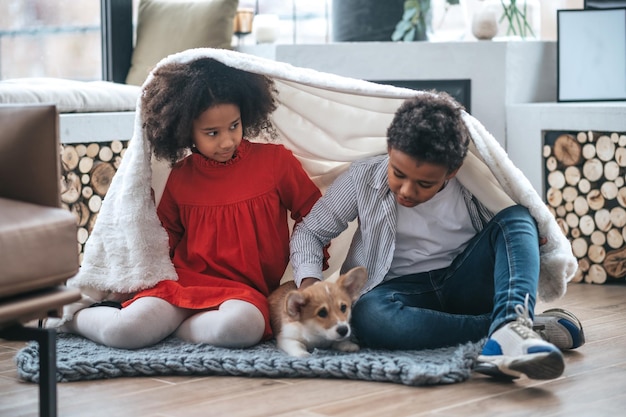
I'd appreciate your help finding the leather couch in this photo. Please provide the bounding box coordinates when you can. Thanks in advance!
[0,104,82,417]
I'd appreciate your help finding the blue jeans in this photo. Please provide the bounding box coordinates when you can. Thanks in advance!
[351,205,540,350]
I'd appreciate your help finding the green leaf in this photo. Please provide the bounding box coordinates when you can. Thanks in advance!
[396,20,412,33]
[391,29,405,41]
[402,7,418,21]
[391,20,411,41]
[404,0,419,9]
[403,27,416,41]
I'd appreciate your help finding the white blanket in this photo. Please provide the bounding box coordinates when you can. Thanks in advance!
[67,48,576,315]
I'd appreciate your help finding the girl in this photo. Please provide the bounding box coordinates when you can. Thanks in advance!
[61,58,323,349]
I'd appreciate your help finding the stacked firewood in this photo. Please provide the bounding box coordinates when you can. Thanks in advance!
[544,130,626,284]
[59,140,129,263]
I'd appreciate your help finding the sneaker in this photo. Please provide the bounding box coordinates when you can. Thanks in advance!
[533,308,585,350]
[475,299,565,380]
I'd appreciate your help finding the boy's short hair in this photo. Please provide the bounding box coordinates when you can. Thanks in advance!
[387,91,470,172]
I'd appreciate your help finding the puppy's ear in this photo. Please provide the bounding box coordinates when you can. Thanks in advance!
[337,266,368,300]
[285,291,308,319]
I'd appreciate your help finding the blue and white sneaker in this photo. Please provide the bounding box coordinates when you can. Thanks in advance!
[475,300,565,380]
[533,308,585,350]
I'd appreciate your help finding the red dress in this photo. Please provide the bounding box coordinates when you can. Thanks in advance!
[124,139,321,339]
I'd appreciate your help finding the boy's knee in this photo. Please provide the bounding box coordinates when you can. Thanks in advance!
[351,292,378,324]
[351,294,390,347]
[497,204,532,221]
[493,205,538,233]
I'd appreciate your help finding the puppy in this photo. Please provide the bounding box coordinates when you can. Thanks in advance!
[268,266,367,357]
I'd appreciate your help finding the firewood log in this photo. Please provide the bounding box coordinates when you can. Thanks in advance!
[98,146,113,162]
[596,135,616,162]
[553,134,581,166]
[604,247,626,278]
[610,207,626,228]
[564,166,581,186]
[91,162,116,196]
[60,172,81,204]
[606,229,624,250]
[70,201,90,227]
[586,264,607,284]
[586,189,605,211]
[587,244,606,264]
[583,158,603,182]
[61,145,79,171]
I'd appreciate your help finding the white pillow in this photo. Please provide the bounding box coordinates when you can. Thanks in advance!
[125,0,239,86]
[0,78,141,113]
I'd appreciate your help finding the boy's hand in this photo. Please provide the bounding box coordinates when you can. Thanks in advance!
[299,277,320,290]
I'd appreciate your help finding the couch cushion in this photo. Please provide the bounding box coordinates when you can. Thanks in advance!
[0,198,79,298]
[125,0,239,86]
[0,286,81,327]
[0,78,140,113]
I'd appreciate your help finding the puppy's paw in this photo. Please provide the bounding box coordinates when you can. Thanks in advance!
[334,340,360,353]
[289,349,311,358]
[277,338,311,358]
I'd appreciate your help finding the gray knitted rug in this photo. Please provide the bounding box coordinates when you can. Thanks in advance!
[15,333,484,386]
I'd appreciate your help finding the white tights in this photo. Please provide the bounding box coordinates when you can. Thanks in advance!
[64,297,265,349]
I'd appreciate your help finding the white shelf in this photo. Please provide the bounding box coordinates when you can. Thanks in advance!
[59,112,135,144]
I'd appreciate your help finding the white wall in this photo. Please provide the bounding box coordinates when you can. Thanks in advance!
[239,41,558,148]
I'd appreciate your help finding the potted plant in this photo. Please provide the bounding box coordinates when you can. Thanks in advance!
[497,0,537,38]
[392,0,462,41]
[482,0,540,39]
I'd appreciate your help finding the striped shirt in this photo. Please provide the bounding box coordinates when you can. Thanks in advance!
[290,154,494,294]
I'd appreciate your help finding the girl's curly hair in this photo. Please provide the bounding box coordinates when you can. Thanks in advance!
[387,91,471,173]
[141,58,278,165]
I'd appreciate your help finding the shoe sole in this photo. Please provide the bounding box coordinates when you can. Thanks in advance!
[474,361,520,379]
[536,308,586,349]
[477,351,565,380]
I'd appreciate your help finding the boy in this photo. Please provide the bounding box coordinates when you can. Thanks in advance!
[290,92,584,380]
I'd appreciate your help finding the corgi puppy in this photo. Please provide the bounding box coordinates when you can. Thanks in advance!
[268,266,368,357]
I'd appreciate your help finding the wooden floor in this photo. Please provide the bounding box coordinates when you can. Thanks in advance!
[1,282,625,417]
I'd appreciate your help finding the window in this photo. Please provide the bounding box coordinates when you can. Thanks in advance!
[228,0,331,45]
[0,0,333,82]
[0,0,102,80]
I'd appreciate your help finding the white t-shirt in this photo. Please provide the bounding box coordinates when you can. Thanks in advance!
[386,178,477,279]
